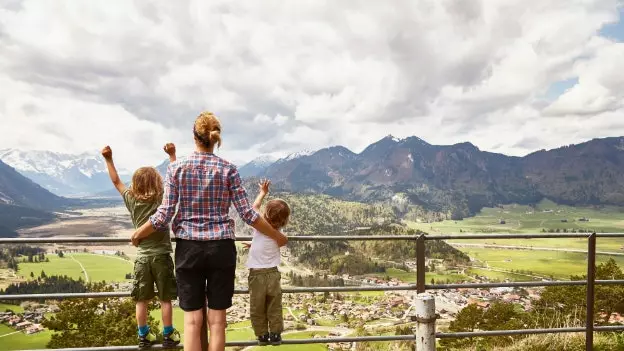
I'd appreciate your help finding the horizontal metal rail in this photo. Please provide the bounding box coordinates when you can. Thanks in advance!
[0,285,417,300]
[0,235,419,244]
[21,335,417,351]
[4,280,624,301]
[437,325,624,338]
[3,232,624,244]
[18,326,624,351]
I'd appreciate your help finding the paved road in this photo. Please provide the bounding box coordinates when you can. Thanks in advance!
[448,242,624,256]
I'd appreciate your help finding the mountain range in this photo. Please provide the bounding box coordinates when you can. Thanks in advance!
[248,135,624,218]
[2,135,624,220]
[0,149,130,197]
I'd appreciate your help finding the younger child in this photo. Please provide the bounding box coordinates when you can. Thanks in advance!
[244,179,291,346]
[101,144,180,349]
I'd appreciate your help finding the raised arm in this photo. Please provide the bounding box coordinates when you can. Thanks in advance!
[101,146,126,195]
[229,168,288,247]
[164,143,177,163]
[252,179,270,211]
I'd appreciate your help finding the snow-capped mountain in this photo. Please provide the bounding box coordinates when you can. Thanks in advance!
[238,155,277,178]
[0,149,130,197]
[275,149,316,163]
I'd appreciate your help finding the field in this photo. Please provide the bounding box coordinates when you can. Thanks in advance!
[0,324,52,351]
[370,268,467,284]
[464,248,624,279]
[17,253,134,283]
[406,199,624,251]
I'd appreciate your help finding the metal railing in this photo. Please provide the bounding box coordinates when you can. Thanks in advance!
[2,232,624,351]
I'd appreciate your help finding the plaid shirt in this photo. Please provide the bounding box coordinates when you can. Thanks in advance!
[149,151,259,241]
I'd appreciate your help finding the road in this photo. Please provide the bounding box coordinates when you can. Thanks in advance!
[68,255,89,283]
[0,331,20,338]
[448,242,624,256]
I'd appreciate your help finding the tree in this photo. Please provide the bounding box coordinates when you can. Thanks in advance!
[44,298,160,348]
[534,258,624,325]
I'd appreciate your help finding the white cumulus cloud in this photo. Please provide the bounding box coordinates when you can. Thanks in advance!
[0,0,622,169]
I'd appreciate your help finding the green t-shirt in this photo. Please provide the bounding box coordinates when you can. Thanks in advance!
[122,189,173,257]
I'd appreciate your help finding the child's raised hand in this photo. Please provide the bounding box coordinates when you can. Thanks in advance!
[163,143,176,156]
[258,179,271,194]
[101,146,113,160]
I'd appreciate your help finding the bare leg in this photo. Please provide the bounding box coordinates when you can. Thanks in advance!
[207,309,227,351]
[136,301,148,328]
[184,309,204,351]
[160,300,173,329]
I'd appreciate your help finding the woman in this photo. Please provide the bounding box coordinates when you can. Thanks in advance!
[131,111,287,351]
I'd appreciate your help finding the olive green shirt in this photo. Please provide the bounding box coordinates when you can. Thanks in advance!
[122,189,173,257]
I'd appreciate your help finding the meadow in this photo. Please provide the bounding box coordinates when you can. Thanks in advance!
[406,199,624,250]
[17,253,134,283]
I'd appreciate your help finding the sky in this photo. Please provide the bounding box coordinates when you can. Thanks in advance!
[0,0,623,169]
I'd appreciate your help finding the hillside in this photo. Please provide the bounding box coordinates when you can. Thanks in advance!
[0,159,68,211]
[257,136,624,217]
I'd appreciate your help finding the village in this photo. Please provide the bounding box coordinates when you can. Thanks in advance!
[0,307,53,335]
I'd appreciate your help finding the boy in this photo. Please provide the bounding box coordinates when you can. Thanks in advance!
[244,179,291,346]
[101,144,180,349]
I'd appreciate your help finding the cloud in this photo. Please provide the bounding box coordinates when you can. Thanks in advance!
[0,0,623,169]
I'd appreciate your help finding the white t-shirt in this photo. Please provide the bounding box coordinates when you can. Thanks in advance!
[246,228,281,269]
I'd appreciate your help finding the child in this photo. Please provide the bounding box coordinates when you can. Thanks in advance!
[244,179,290,346]
[101,144,180,349]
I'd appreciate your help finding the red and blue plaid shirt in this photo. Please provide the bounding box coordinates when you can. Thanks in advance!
[149,151,259,241]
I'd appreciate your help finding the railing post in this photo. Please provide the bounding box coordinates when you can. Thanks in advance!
[201,301,209,351]
[417,234,426,293]
[415,293,436,351]
[586,232,596,351]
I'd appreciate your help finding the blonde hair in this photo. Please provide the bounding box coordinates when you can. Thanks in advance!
[129,167,164,203]
[194,111,222,149]
[264,199,291,229]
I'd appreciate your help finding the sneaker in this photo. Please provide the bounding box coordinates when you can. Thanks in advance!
[162,328,181,349]
[269,332,282,346]
[138,330,158,349]
[257,333,270,346]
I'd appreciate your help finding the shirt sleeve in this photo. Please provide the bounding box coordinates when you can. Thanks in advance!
[228,166,259,225]
[149,164,179,231]
[121,189,133,211]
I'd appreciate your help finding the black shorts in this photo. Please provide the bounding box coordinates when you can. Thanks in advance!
[175,239,237,311]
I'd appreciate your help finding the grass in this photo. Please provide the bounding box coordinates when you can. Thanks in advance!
[465,248,624,279]
[17,253,133,283]
[466,268,533,282]
[0,324,52,351]
[370,267,466,283]
[0,303,24,313]
[405,199,624,251]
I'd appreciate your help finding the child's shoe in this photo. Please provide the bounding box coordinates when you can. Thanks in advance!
[162,328,181,349]
[138,330,158,349]
[269,332,282,346]
[258,333,270,346]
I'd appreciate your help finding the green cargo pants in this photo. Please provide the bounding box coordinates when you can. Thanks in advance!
[248,267,283,336]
